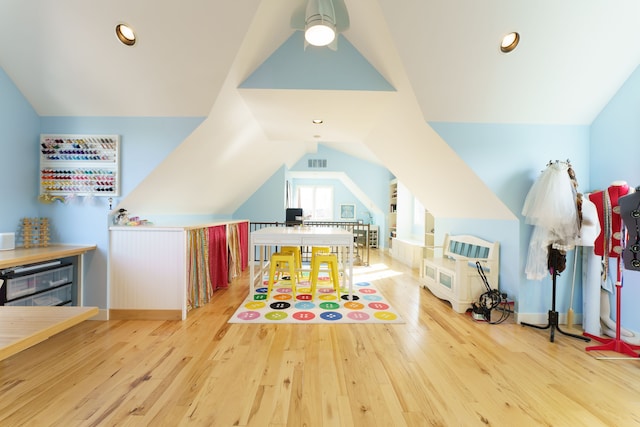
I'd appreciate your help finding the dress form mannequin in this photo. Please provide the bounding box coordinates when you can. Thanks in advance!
[521,161,589,343]
[589,181,629,258]
[620,189,640,272]
[588,182,638,343]
[523,162,580,280]
[576,195,601,335]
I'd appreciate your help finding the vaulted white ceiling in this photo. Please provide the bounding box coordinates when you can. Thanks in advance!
[2,0,639,219]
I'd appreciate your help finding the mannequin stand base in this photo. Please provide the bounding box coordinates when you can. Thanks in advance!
[584,333,640,358]
[522,310,591,343]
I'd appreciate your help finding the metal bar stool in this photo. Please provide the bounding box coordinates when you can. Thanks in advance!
[310,252,340,300]
[267,252,298,300]
[311,246,331,261]
[280,246,302,280]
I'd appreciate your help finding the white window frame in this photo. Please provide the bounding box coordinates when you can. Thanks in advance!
[296,185,334,221]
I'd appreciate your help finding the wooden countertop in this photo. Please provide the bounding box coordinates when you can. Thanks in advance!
[0,244,97,269]
[0,306,99,361]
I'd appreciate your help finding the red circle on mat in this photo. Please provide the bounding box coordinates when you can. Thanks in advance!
[368,302,389,310]
[293,311,316,321]
[359,288,377,294]
[297,294,312,301]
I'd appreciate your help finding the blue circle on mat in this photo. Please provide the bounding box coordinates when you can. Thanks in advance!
[320,311,343,321]
[295,301,315,309]
[362,294,382,301]
[256,287,267,293]
[355,282,371,287]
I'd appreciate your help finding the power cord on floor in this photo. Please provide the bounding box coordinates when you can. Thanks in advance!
[470,261,511,324]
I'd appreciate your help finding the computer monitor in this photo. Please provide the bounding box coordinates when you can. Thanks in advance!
[285,208,303,226]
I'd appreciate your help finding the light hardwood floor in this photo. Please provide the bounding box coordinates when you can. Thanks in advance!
[1,250,639,426]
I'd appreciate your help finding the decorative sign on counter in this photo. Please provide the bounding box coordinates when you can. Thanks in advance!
[39,134,120,197]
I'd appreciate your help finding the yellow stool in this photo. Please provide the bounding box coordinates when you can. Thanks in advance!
[267,252,297,299]
[280,246,302,279]
[311,246,331,261]
[310,252,340,300]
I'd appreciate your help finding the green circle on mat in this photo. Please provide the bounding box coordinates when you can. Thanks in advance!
[319,301,340,310]
[265,311,288,321]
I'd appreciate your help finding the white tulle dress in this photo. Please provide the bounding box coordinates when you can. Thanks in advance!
[522,162,580,280]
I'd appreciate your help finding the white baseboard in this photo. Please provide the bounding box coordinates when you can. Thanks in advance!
[516,311,583,327]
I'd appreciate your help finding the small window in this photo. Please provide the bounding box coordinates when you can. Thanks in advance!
[297,185,334,220]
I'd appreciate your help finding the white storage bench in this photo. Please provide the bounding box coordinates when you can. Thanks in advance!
[422,234,499,313]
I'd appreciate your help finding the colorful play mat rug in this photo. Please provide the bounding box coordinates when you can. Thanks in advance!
[229,273,404,324]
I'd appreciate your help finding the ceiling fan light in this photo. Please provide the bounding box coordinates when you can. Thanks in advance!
[304,0,337,47]
[305,23,336,46]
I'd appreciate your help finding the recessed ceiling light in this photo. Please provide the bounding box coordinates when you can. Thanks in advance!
[500,32,519,53]
[312,119,324,124]
[116,23,136,46]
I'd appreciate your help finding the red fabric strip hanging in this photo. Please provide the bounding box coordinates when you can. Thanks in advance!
[208,225,228,290]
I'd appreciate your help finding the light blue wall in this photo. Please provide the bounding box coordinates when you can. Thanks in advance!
[430,122,590,316]
[0,68,40,233]
[591,63,640,331]
[235,145,390,231]
[290,145,391,229]
[240,33,394,91]
[234,165,287,223]
[37,117,205,307]
[0,69,204,310]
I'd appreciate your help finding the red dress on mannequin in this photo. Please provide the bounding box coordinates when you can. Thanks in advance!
[586,181,640,357]
[589,181,629,258]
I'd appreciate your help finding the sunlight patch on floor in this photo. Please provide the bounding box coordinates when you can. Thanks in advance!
[352,262,403,283]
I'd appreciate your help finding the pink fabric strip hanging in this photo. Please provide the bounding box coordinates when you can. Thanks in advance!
[208,225,228,290]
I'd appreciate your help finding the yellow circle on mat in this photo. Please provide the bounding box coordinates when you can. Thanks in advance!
[298,287,311,293]
[344,301,364,310]
[245,301,266,310]
[319,294,337,301]
[374,312,398,321]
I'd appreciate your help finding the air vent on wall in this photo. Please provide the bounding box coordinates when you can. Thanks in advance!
[308,159,327,168]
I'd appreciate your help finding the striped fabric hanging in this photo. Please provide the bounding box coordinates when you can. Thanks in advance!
[187,228,213,310]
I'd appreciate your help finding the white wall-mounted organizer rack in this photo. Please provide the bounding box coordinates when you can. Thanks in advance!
[39,134,120,197]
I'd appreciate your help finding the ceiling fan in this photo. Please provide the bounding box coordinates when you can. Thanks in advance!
[290,0,350,50]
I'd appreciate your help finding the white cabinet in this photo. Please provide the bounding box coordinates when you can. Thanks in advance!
[390,238,425,269]
[109,220,249,321]
[388,180,397,249]
[109,227,188,320]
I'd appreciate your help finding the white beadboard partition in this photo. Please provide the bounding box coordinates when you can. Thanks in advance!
[109,227,188,319]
